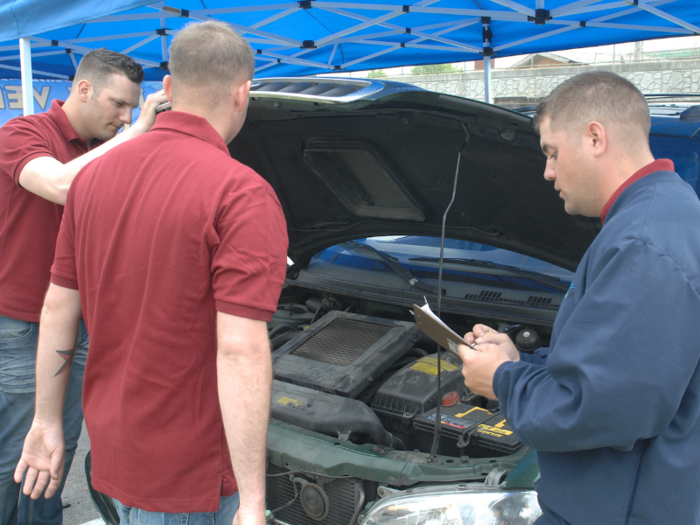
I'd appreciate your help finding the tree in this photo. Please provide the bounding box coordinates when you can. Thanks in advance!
[367,69,387,78]
[411,63,459,75]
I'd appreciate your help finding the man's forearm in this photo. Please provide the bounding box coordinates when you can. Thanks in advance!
[62,89,167,184]
[217,348,271,511]
[34,284,82,423]
[19,90,167,205]
[217,314,272,514]
[63,123,148,175]
[24,125,152,205]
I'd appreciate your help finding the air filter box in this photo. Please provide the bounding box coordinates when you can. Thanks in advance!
[371,353,466,433]
[414,403,522,457]
[273,311,420,398]
[270,380,398,447]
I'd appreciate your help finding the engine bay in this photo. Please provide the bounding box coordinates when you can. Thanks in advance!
[264,284,553,525]
[269,286,550,458]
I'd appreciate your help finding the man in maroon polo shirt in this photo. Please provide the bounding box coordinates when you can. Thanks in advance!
[0,49,166,525]
[16,21,288,525]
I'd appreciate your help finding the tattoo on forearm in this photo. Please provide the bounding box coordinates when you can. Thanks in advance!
[54,349,75,377]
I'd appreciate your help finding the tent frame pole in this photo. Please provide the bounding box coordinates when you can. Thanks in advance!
[484,56,492,104]
[19,37,34,115]
[481,17,493,105]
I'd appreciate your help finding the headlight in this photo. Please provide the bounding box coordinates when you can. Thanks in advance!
[362,486,541,525]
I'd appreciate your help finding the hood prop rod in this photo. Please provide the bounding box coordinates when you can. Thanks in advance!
[430,121,471,460]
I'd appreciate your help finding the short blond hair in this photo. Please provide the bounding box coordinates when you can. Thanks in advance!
[169,21,254,97]
[533,71,650,148]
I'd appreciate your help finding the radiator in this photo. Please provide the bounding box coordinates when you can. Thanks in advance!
[267,464,365,525]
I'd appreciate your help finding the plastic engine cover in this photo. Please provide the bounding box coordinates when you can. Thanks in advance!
[273,310,420,398]
[271,380,397,447]
[371,353,466,430]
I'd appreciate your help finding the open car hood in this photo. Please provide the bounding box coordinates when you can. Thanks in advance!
[228,78,599,272]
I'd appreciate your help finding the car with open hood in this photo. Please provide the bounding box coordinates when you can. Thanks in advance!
[86,79,700,525]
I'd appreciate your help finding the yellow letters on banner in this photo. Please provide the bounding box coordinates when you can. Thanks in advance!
[34,86,50,110]
[5,86,21,109]
[1,85,52,110]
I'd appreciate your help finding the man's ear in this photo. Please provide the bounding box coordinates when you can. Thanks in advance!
[233,79,252,112]
[587,121,607,157]
[77,79,93,102]
[163,75,174,103]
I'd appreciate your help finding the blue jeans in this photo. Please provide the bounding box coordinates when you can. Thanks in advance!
[0,314,89,525]
[113,492,240,525]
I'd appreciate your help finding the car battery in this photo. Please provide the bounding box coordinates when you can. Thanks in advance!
[413,403,522,458]
[471,413,523,455]
[371,353,466,435]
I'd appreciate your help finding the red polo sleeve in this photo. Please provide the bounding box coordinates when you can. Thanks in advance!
[211,182,288,321]
[50,184,79,290]
[0,117,56,185]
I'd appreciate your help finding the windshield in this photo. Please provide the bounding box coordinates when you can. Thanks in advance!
[307,236,574,299]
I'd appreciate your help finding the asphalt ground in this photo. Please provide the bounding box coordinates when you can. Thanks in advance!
[61,421,103,525]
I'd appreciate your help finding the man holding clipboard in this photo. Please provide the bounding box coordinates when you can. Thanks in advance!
[456,72,700,525]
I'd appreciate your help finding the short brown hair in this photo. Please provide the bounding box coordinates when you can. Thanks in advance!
[168,21,255,97]
[533,71,650,145]
[74,48,144,92]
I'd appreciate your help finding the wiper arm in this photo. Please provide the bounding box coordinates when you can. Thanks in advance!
[410,257,570,293]
[342,241,441,295]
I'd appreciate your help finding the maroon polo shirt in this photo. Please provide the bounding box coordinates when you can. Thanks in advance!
[600,159,675,224]
[0,100,94,322]
[51,111,288,512]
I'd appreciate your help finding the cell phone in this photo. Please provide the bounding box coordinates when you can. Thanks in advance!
[155,101,171,114]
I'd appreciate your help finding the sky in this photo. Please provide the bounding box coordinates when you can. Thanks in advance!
[348,35,700,77]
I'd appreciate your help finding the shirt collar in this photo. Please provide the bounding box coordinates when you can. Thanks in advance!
[600,158,675,224]
[48,99,105,150]
[48,99,83,143]
[151,111,229,155]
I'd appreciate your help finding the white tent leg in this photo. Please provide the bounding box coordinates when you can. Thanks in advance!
[19,37,34,116]
[484,55,492,104]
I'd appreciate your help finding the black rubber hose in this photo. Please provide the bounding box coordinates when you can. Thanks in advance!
[269,323,300,339]
[270,331,300,351]
[406,347,429,358]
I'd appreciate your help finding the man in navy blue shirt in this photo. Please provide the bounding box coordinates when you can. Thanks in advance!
[460,71,700,525]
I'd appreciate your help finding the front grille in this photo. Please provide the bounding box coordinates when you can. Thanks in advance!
[267,465,364,525]
[290,318,392,366]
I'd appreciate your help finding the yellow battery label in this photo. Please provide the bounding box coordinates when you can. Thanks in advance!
[411,362,439,375]
[277,396,307,408]
[411,356,458,375]
[455,406,491,418]
[476,423,513,437]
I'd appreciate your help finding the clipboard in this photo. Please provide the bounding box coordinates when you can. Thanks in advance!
[412,302,476,361]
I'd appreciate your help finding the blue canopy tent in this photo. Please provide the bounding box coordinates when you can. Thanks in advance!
[1,0,700,113]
